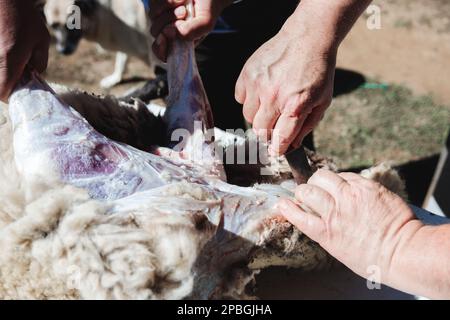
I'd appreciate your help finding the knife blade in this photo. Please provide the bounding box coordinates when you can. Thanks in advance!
[285,146,314,185]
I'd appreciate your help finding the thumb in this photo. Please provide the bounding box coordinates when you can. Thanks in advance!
[292,105,327,148]
[175,16,214,41]
[277,198,325,244]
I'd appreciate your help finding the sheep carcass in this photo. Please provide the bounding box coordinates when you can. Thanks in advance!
[5,36,335,299]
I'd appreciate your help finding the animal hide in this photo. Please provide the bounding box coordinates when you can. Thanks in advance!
[0,16,405,299]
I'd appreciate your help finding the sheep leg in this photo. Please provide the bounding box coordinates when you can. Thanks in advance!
[164,39,224,179]
[8,74,179,200]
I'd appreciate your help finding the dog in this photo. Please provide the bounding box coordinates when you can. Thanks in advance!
[44,0,159,88]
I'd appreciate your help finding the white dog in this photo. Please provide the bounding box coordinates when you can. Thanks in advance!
[44,0,158,88]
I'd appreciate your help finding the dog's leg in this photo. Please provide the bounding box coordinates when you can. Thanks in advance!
[100,52,128,88]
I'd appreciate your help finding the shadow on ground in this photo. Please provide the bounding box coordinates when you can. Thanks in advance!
[255,265,415,300]
[333,68,366,97]
[396,155,440,206]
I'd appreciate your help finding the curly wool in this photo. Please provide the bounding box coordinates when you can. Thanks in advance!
[0,101,209,300]
[0,89,406,299]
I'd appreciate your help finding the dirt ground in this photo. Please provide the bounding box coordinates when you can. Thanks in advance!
[45,41,152,97]
[316,0,450,167]
[43,0,450,198]
[338,0,450,104]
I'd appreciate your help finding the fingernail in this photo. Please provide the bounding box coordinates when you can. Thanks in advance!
[174,6,186,18]
[174,19,183,29]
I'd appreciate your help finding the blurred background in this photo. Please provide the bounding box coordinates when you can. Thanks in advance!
[43,0,450,206]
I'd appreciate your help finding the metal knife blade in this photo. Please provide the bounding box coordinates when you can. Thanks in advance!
[285,146,314,185]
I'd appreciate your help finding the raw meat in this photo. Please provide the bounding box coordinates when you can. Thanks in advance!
[2,26,408,297]
[7,33,331,298]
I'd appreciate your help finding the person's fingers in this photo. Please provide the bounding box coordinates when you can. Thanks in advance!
[235,72,246,106]
[295,184,335,220]
[251,101,280,141]
[0,6,49,101]
[0,70,8,102]
[291,132,303,150]
[0,64,26,102]
[338,172,364,182]
[269,113,304,156]
[0,68,17,102]
[150,6,187,38]
[278,198,325,244]
[308,169,348,198]
[29,29,50,73]
[242,86,260,125]
[152,33,168,62]
[339,172,375,189]
[291,105,326,148]
[269,95,311,156]
[149,0,186,20]
[235,87,246,105]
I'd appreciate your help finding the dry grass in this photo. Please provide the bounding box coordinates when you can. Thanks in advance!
[316,83,450,169]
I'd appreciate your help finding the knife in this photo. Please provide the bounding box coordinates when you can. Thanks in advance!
[284,146,314,185]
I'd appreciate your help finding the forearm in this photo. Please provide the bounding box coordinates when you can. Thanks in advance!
[386,222,450,299]
[282,0,372,53]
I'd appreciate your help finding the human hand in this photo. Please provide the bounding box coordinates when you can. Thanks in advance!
[278,170,422,280]
[0,0,50,101]
[149,0,232,61]
[235,14,336,156]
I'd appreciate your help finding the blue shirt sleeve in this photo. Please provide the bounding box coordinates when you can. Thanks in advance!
[141,0,150,11]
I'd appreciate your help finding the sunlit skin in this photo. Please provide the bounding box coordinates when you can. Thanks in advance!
[0,0,50,101]
[278,170,450,299]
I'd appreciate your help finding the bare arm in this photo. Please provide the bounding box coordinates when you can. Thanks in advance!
[386,223,450,299]
[289,0,373,49]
